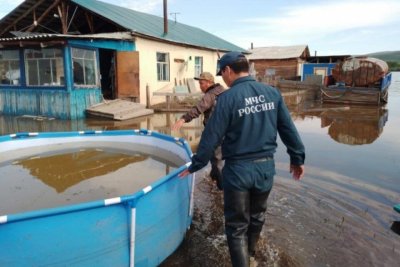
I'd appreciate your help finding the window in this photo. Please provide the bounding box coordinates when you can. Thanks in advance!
[194,56,203,77]
[0,50,21,85]
[24,48,64,86]
[157,52,169,81]
[265,68,275,76]
[72,48,98,86]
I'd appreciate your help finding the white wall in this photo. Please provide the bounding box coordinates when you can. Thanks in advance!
[135,38,226,105]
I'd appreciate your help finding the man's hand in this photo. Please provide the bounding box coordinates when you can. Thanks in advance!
[178,169,191,178]
[172,119,185,131]
[290,164,304,180]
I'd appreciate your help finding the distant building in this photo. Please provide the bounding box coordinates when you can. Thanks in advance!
[302,55,350,83]
[0,0,245,119]
[247,45,310,82]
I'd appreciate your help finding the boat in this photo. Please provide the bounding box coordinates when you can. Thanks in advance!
[0,129,194,267]
[321,57,392,105]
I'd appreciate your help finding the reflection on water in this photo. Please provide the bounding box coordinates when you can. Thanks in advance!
[324,107,388,145]
[14,149,148,193]
[0,147,177,215]
[0,72,400,266]
[300,106,388,145]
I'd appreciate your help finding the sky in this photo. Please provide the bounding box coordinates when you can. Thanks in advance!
[1,0,399,55]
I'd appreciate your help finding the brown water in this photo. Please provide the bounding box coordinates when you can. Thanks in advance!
[0,72,399,266]
[0,147,179,215]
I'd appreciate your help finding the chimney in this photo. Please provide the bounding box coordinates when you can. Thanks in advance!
[163,0,168,35]
[251,42,253,49]
[314,50,317,56]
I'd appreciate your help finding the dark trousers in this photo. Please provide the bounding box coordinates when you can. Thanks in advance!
[222,158,274,267]
[210,146,224,190]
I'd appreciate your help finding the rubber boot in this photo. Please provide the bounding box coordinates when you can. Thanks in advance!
[227,237,249,267]
[248,190,271,259]
[247,232,259,267]
[224,189,250,267]
[247,232,260,259]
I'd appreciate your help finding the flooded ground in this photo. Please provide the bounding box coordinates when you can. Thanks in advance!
[0,72,399,266]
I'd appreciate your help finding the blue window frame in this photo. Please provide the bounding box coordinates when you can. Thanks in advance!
[0,50,21,85]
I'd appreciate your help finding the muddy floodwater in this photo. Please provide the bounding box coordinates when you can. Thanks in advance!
[1,72,399,266]
[0,146,181,215]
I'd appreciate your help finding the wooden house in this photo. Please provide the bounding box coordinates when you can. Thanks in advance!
[0,0,245,119]
[247,45,310,82]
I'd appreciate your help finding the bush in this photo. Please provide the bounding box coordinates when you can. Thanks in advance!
[387,61,400,71]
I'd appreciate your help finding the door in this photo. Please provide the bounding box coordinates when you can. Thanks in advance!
[115,51,140,100]
[314,67,327,78]
[314,67,328,84]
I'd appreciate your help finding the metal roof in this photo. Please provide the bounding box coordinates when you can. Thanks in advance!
[71,0,245,52]
[0,32,134,42]
[0,0,245,52]
[247,45,310,60]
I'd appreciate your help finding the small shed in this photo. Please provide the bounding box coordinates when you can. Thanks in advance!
[248,45,310,82]
[302,55,350,83]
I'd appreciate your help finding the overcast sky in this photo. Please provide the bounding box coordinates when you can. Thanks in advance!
[1,0,399,55]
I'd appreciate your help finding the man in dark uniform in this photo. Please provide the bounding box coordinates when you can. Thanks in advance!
[172,72,225,189]
[179,52,305,267]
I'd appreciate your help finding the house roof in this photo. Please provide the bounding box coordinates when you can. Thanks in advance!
[0,32,134,42]
[247,45,310,60]
[0,0,245,52]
